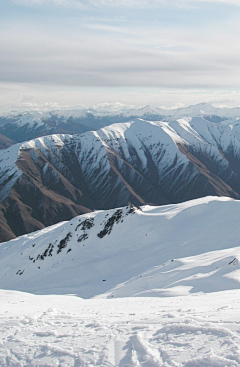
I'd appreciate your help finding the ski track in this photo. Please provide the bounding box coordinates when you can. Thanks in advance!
[0,290,240,366]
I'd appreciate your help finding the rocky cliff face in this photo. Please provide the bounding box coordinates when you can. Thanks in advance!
[1,117,240,242]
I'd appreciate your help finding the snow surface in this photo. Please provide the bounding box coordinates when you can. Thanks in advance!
[1,196,240,365]
[1,289,240,366]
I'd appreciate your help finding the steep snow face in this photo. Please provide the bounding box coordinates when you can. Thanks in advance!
[161,116,237,153]
[98,118,240,199]
[0,143,22,202]
[1,196,240,298]
[22,132,114,202]
[97,119,194,195]
[160,117,234,169]
[22,134,66,157]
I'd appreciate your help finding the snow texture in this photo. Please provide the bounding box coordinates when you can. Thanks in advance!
[0,289,240,366]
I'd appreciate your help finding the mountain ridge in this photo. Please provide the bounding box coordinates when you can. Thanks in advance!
[1,117,240,241]
[1,102,240,145]
[1,196,240,298]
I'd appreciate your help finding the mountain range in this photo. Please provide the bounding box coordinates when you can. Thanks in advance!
[1,111,240,241]
[1,102,240,145]
[1,104,240,366]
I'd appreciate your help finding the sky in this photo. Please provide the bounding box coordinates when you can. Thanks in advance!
[1,0,240,112]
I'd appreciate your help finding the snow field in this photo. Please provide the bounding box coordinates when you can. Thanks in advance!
[0,289,240,366]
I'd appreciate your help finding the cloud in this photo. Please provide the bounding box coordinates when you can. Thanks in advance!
[3,0,240,112]
[11,0,86,9]
[1,82,240,114]
[1,22,240,90]
[11,0,240,8]
[91,0,240,7]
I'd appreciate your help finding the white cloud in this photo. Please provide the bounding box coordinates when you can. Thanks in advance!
[93,0,240,7]
[11,0,240,8]
[1,19,240,90]
[3,0,240,111]
[1,82,240,114]
[11,0,86,9]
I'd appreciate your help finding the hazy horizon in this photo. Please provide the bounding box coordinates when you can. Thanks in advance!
[1,0,240,112]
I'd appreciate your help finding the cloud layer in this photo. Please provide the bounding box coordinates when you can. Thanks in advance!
[1,19,240,89]
[1,0,240,110]
[11,0,240,8]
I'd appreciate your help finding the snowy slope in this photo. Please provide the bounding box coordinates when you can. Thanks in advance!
[1,196,240,298]
[0,143,22,202]
[100,246,240,298]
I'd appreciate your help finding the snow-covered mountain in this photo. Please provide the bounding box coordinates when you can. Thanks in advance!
[2,103,240,367]
[0,196,240,299]
[2,117,240,242]
[1,103,240,145]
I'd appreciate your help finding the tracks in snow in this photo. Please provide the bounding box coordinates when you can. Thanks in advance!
[1,291,240,366]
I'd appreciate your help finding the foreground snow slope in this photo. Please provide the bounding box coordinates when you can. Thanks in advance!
[1,289,240,366]
[1,196,240,298]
